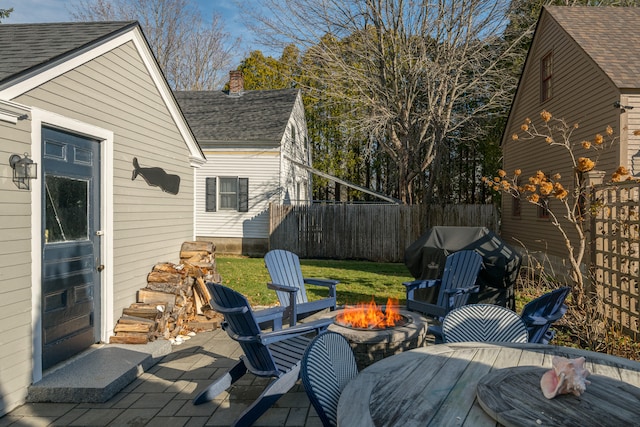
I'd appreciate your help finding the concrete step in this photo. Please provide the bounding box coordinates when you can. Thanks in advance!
[26,340,171,403]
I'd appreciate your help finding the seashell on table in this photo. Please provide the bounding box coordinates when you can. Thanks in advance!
[540,355,591,399]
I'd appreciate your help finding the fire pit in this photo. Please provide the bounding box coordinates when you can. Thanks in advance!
[334,298,409,330]
[313,300,432,369]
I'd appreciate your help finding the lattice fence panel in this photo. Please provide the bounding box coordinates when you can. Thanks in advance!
[591,181,640,339]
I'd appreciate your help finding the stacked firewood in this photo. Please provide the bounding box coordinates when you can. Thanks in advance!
[109,241,223,344]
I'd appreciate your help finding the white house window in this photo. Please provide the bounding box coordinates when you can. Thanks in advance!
[205,176,249,212]
[291,125,296,145]
[220,177,238,209]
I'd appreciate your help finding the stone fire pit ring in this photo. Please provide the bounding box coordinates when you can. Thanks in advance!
[312,307,431,370]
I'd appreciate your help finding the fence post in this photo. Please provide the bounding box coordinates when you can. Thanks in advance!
[586,171,606,296]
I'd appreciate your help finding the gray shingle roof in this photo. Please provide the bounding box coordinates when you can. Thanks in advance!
[546,6,640,89]
[174,89,299,147]
[0,21,137,88]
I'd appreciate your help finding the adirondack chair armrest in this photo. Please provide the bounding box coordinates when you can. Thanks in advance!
[267,282,301,326]
[267,282,299,294]
[259,318,333,345]
[523,307,566,326]
[254,306,287,331]
[402,279,440,292]
[521,314,547,325]
[303,278,339,288]
[442,285,480,312]
[442,285,480,296]
[303,278,338,299]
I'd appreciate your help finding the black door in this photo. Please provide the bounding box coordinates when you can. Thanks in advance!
[41,126,101,370]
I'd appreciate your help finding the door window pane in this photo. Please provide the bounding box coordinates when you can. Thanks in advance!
[45,176,89,243]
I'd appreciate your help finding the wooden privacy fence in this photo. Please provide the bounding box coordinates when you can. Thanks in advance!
[269,203,499,262]
[591,180,640,340]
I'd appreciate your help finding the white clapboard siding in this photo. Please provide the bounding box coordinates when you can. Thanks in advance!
[15,41,196,337]
[0,108,38,414]
[196,151,281,238]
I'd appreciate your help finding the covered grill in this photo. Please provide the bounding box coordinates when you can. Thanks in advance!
[404,226,521,309]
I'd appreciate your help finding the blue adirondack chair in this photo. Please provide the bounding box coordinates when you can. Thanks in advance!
[193,282,333,427]
[521,286,570,344]
[442,304,529,343]
[403,250,483,317]
[265,249,338,326]
[403,250,483,341]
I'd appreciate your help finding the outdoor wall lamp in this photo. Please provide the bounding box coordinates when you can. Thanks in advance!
[9,153,37,190]
[613,101,634,112]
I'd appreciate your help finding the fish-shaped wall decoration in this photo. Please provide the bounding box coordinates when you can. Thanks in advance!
[131,157,180,195]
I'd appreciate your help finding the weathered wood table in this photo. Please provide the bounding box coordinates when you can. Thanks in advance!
[337,342,640,427]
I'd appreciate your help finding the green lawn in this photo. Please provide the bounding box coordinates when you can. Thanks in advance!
[214,255,414,307]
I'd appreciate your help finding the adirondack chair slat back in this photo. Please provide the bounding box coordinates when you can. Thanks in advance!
[521,286,570,343]
[435,250,483,309]
[265,249,309,305]
[208,282,279,376]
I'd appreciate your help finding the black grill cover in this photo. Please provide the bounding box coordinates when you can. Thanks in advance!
[404,226,521,309]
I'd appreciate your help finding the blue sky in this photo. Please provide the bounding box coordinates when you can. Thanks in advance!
[3,0,265,64]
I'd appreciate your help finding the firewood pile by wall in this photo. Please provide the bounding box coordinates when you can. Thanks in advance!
[109,241,223,345]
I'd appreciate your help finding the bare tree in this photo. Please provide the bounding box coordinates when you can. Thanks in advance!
[244,0,528,204]
[70,0,239,90]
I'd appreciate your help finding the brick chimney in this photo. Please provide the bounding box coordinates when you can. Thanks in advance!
[228,70,244,95]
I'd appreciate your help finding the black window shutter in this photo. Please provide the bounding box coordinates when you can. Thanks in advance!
[238,178,249,212]
[206,177,217,212]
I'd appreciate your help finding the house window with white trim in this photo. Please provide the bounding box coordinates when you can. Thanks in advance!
[205,177,248,212]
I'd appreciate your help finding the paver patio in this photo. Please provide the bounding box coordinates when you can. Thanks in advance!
[0,329,322,426]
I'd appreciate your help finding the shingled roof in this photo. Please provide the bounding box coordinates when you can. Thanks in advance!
[0,21,137,89]
[546,6,640,89]
[174,89,300,147]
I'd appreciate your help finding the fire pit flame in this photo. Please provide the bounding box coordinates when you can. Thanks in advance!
[335,298,405,329]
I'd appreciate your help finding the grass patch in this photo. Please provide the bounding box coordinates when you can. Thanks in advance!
[215,255,414,307]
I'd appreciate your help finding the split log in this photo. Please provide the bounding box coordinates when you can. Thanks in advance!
[194,277,212,302]
[123,304,163,320]
[145,281,191,295]
[137,289,176,310]
[152,263,186,276]
[180,241,214,259]
[147,271,182,284]
[114,322,152,333]
[118,315,156,326]
[110,334,149,344]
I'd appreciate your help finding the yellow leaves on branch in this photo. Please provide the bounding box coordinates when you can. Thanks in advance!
[611,166,632,182]
[577,157,595,172]
[511,110,615,164]
[484,169,569,202]
[485,110,638,210]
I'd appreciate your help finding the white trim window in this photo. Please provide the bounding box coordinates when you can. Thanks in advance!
[206,176,248,212]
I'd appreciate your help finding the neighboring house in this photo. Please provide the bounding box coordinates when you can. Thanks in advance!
[175,71,312,256]
[501,6,640,265]
[0,22,205,415]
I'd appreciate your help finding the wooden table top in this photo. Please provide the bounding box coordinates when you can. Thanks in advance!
[337,342,640,427]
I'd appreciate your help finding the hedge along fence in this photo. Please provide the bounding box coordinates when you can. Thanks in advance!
[269,203,499,262]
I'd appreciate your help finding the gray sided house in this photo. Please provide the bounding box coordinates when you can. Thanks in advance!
[501,6,640,265]
[0,22,204,415]
[175,73,312,256]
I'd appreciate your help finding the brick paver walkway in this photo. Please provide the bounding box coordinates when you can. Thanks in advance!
[0,329,322,426]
